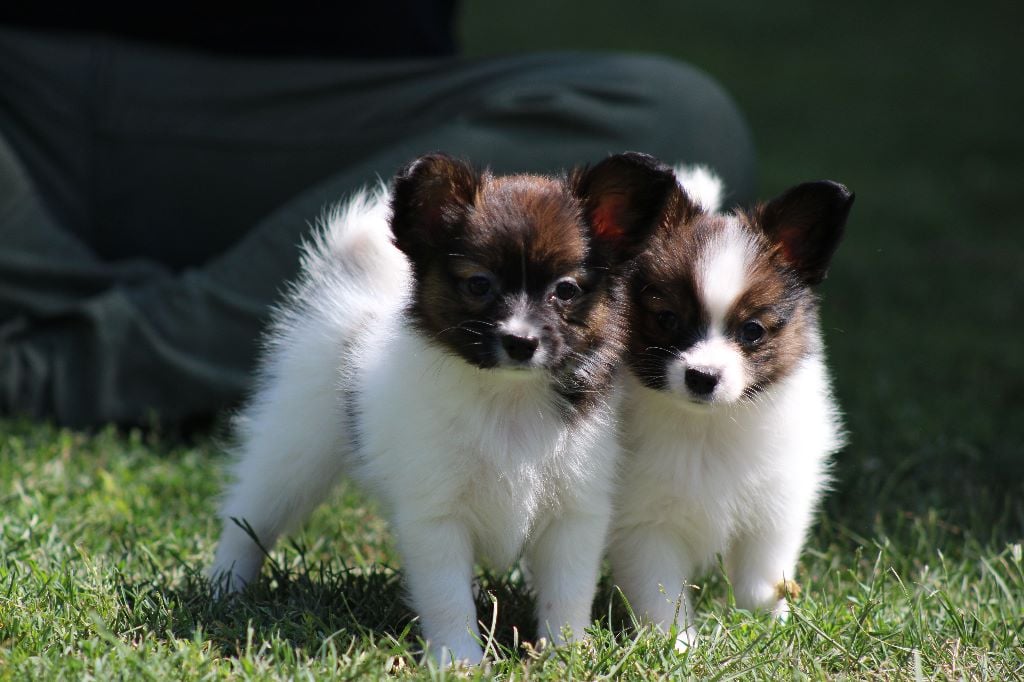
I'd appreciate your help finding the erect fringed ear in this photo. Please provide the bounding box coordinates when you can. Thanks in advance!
[389,153,480,261]
[571,152,693,263]
[759,180,855,285]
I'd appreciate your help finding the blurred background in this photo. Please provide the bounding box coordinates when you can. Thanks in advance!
[462,1,1023,536]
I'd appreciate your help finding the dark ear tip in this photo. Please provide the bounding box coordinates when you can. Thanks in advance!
[807,180,855,205]
[772,181,855,225]
[395,152,484,190]
[602,151,675,176]
[395,151,458,181]
[571,151,678,198]
[616,150,666,166]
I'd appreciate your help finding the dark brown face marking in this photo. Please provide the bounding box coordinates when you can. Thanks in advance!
[388,152,680,413]
[628,178,851,401]
[412,174,597,375]
[722,231,816,396]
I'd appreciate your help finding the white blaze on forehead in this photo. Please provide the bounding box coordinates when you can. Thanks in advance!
[499,293,537,337]
[496,292,547,366]
[697,219,756,332]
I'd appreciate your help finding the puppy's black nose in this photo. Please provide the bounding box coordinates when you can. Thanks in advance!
[684,367,720,396]
[501,334,539,362]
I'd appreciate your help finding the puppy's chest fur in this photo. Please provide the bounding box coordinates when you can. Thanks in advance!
[346,321,614,569]
[618,392,768,560]
[616,364,835,570]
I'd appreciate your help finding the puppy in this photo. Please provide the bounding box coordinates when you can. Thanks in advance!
[608,171,854,649]
[209,152,680,664]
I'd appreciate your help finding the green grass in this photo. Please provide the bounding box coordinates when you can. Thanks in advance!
[3,1,1023,678]
[1,422,1022,680]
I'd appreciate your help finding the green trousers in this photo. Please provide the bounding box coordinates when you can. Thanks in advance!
[0,28,756,428]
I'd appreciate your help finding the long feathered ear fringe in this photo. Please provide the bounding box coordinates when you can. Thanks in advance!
[389,152,480,262]
[758,180,855,285]
[570,151,693,263]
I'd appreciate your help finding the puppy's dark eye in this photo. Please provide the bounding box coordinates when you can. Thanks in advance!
[656,310,679,332]
[554,279,581,301]
[463,275,492,297]
[739,320,765,345]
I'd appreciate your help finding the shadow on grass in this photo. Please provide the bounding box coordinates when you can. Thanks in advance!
[118,544,563,660]
[116,538,663,664]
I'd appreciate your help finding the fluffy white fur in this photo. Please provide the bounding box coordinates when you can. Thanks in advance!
[209,184,620,665]
[673,164,723,212]
[608,171,843,649]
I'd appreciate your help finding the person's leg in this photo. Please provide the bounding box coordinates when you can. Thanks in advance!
[90,45,754,269]
[2,45,755,426]
[0,30,175,417]
[0,30,171,322]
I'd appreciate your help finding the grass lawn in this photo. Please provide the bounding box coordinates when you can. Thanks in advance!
[2,2,1022,679]
[3,424,1022,679]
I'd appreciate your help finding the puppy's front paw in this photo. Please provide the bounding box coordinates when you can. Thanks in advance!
[206,552,262,593]
[207,556,262,599]
[208,569,245,599]
[430,637,484,668]
[673,625,698,652]
[209,525,267,598]
[774,578,801,601]
[771,579,800,621]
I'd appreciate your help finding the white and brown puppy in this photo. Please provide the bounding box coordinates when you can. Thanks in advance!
[609,172,854,649]
[209,152,679,664]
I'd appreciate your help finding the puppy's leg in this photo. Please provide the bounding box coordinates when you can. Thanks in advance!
[210,357,347,593]
[526,508,610,646]
[395,516,483,666]
[726,522,806,619]
[609,525,699,650]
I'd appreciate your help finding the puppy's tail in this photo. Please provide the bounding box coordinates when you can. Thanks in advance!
[673,164,724,213]
[302,182,411,299]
